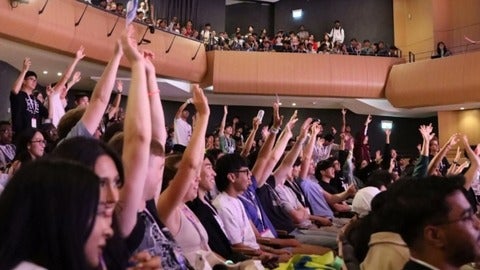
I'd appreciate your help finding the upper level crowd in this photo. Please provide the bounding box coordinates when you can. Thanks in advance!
[0,2,469,270]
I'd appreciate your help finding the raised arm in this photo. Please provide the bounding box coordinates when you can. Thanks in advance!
[427,133,458,176]
[251,102,282,187]
[117,27,152,237]
[459,134,480,190]
[53,46,85,93]
[80,41,122,135]
[62,71,82,106]
[364,114,372,135]
[11,58,31,94]
[380,129,392,170]
[412,124,434,178]
[257,110,298,186]
[273,117,311,185]
[158,84,209,224]
[218,105,228,137]
[144,50,167,204]
[174,100,190,119]
[341,108,347,133]
[299,122,321,180]
[240,116,260,157]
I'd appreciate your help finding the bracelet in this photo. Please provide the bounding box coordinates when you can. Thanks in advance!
[269,127,280,134]
[148,90,160,96]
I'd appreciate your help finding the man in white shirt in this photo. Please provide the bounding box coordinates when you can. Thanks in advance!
[173,99,192,152]
[328,20,345,45]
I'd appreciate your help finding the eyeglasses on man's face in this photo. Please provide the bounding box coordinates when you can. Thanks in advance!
[235,168,251,176]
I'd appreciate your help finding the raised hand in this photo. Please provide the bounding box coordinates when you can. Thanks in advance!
[298,117,313,141]
[341,108,347,115]
[121,26,143,62]
[115,79,124,93]
[143,49,156,73]
[223,105,228,115]
[447,133,460,147]
[22,57,31,71]
[272,102,283,128]
[75,46,86,60]
[252,116,261,130]
[310,121,321,137]
[191,84,209,116]
[285,110,298,132]
[365,114,372,125]
[419,123,435,141]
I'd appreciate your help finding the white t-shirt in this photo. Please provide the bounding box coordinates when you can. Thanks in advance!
[212,192,259,249]
[173,118,191,146]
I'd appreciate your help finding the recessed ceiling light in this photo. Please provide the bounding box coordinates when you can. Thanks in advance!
[312,101,317,105]
[278,102,282,106]
[42,70,48,74]
[292,103,296,106]
[460,107,465,110]
[57,72,62,76]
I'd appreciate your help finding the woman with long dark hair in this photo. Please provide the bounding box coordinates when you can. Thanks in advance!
[0,159,112,270]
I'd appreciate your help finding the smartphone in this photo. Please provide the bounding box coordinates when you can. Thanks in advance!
[257,110,265,122]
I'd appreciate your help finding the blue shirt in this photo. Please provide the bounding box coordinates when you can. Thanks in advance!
[239,175,278,237]
[298,177,334,218]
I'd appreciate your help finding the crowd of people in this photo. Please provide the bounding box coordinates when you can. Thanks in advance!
[86,0,401,57]
[0,3,473,270]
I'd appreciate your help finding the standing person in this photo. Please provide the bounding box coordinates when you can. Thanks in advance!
[218,105,235,154]
[173,100,192,153]
[328,20,345,45]
[10,58,48,136]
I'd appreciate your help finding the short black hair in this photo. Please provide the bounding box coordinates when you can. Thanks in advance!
[215,153,248,192]
[315,158,334,180]
[24,71,37,79]
[394,176,465,248]
[366,170,393,189]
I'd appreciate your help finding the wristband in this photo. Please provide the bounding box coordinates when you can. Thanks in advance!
[148,90,160,96]
[269,127,280,134]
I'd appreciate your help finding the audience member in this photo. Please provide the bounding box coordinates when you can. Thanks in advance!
[432,41,452,58]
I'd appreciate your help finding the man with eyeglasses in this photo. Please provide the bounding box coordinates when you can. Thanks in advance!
[10,58,49,137]
[394,176,480,270]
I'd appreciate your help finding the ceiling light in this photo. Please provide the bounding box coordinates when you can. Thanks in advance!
[57,72,62,76]
[42,70,48,74]
[292,103,296,106]
[278,102,282,106]
[460,107,465,110]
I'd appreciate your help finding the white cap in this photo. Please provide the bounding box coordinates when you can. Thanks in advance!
[351,186,381,218]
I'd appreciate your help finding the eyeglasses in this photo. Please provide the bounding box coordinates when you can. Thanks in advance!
[31,139,47,144]
[434,209,479,226]
[235,169,251,175]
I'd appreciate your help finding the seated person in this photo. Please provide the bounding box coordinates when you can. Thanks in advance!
[431,41,452,58]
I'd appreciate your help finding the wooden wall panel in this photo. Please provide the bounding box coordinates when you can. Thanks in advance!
[386,51,480,108]
[0,0,207,82]
[208,51,404,98]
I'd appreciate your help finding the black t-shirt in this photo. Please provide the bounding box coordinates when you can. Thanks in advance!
[319,179,341,195]
[256,175,296,233]
[10,91,48,134]
[186,197,246,263]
